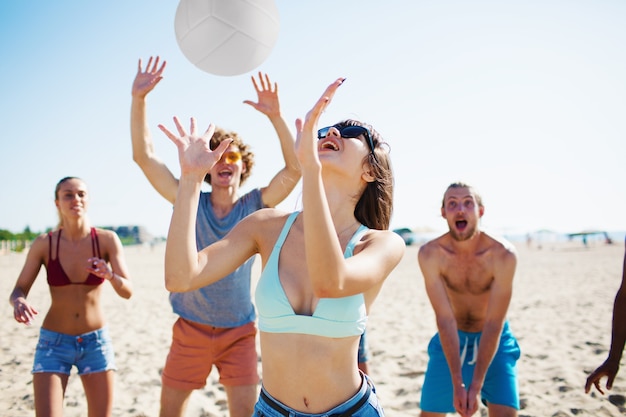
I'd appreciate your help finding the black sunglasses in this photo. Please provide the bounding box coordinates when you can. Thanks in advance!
[317,125,376,155]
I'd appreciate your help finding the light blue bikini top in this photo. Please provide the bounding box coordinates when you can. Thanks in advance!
[255,212,368,338]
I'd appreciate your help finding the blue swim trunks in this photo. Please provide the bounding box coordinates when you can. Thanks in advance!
[358,331,369,364]
[32,327,116,375]
[420,321,520,413]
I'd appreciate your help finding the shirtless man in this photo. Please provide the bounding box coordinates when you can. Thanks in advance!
[418,182,520,417]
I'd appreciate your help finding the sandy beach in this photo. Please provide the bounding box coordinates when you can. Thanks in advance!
[2,239,625,417]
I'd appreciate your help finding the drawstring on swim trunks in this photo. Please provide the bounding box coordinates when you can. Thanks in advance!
[460,336,478,365]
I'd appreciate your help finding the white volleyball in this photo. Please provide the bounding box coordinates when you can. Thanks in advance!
[174,0,280,76]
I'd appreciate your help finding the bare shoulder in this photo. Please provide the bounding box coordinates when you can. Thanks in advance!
[366,228,405,245]
[417,234,447,264]
[241,207,291,228]
[480,231,518,276]
[482,231,517,260]
[94,228,121,245]
[234,208,292,240]
[362,229,406,262]
[91,229,125,263]
[32,232,50,245]
[29,232,51,255]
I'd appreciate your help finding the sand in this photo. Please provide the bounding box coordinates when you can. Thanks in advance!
[2,239,625,416]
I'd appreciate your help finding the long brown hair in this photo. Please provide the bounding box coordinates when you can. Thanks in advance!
[334,120,394,230]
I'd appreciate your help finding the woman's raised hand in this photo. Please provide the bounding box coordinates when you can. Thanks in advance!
[295,78,345,169]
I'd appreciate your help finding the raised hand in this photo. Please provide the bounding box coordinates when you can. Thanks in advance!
[158,117,232,180]
[132,56,167,98]
[294,78,345,169]
[243,72,281,118]
[87,257,114,281]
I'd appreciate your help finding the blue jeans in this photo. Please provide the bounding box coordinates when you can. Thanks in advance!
[254,373,384,416]
[32,327,116,375]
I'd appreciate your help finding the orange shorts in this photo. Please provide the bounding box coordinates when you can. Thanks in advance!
[161,317,259,390]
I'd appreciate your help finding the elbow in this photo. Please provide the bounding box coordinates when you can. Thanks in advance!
[164,275,191,293]
[132,152,149,167]
[312,280,343,299]
[123,285,134,299]
[314,287,333,298]
[288,165,302,181]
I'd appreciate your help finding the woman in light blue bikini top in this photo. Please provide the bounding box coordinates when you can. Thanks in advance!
[256,211,369,338]
[162,78,406,415]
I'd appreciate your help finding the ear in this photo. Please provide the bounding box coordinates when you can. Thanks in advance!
[479,205,485,218]
[361,165,375,183]
[440,207,446,218]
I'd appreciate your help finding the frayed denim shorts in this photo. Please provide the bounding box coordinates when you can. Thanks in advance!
[254,373,384,417]
[32,327,116,375]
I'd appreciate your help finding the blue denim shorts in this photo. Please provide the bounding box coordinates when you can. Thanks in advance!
[254,373,384,417]
[32,327,116,375]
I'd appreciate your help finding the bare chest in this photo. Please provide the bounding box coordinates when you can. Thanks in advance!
[441,256,494,295]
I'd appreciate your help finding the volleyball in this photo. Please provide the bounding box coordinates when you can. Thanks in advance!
[174,0,280,76]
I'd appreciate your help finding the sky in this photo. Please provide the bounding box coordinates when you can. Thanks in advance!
[1,0,625,239]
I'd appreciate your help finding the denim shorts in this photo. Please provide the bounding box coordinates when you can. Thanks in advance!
[32,327,116,375]
[254,373,384,417]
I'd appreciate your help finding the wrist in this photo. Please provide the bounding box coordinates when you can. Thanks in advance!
[131,91,148,100]
[179,173,207,187]
[109,272,123,288]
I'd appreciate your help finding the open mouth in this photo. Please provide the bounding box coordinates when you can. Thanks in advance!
[455,220,467,230]
[319,139,340,151]
[218,169,233,178]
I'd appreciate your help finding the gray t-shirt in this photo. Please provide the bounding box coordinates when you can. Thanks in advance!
[169,189,264,327]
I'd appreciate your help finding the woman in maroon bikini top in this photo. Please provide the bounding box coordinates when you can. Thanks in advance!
[47,227,106,286]
[9,176,134,417]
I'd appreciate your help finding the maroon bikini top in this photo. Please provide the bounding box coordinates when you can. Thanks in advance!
[47,228,105,287]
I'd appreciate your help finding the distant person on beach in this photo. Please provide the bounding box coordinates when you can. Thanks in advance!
[418,182,520,417]
[585,237,626,395]
[131,56,300,417]
[9,176,133,417]
[160,78,404,416]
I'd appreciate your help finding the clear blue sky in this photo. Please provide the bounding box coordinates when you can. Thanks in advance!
[1,0,625,238]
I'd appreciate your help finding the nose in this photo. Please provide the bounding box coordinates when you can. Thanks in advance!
[325,126,341,138]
